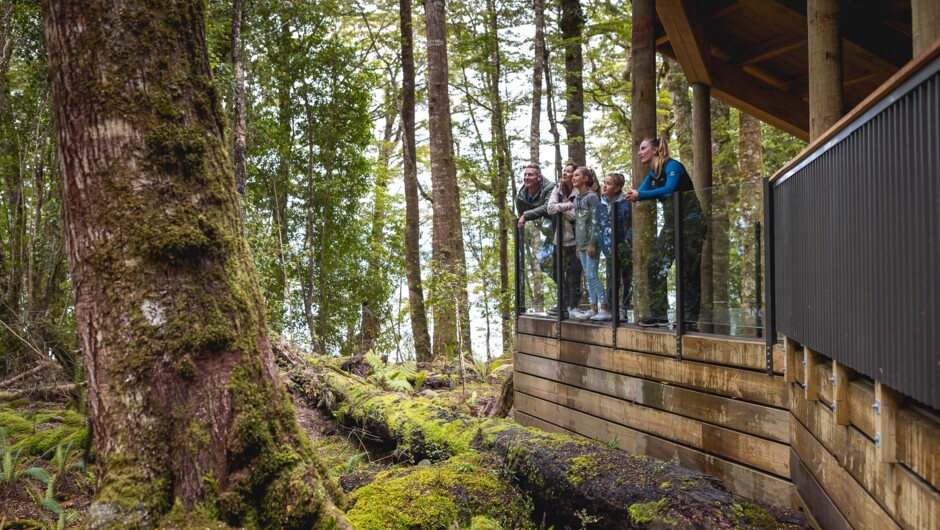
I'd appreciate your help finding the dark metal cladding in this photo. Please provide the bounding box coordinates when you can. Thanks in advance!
[774,56,940,410]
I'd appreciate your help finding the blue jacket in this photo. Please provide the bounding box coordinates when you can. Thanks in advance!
[637,158,702,226]
[594,194,632,256]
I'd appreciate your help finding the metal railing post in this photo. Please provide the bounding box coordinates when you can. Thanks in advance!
[555,213,563,339]
[763,177,776,376]
[674,191,685,360]
[610,204,619,345]
[515,224,523,315]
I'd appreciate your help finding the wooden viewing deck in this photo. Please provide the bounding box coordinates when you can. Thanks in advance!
[514,316,940,529]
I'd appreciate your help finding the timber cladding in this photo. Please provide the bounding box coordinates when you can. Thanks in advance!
[514,317,940,526]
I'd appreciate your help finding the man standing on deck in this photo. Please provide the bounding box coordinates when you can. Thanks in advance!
[515,165,557,312]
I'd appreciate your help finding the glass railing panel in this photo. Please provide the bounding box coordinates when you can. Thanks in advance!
[628,196,672,327]
[518,217,558,315]
[681,180,765,337]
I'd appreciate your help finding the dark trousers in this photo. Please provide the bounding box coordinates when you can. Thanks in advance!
[556,244,582,309]
[604,242,633,311]
[648,218,706,322]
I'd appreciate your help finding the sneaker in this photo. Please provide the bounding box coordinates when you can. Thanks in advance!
[591,309,612,321]
[576,309,596,320]
[637,316,669,328]
[566,307,583,319]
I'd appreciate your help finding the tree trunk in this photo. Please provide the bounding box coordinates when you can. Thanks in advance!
[560,0,586,166]
[738,113,763,335]
[485,0,512,353]
[361,86,399,353]
[807,0,843,140]
[231,0,247,200]
[41,1,349,526]
[277,345,789,530]
[529,0,545,166]
[400,0,433,362]
[630,0,656,321]
[665,58,693,169]
[425,0,471,358]
[709,102,735,335]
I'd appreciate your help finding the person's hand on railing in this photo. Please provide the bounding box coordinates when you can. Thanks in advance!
[587,246,596,257]
[624,189,639,202]
[517,214,526,228]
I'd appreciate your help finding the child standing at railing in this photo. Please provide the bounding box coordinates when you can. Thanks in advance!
[566,167,611,321]
[595,172,633,319]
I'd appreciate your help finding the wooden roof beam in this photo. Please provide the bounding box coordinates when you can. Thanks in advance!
[738,0,905,75]
[737,33,805,66]
[710,58,810,140]
[657,0,712,84]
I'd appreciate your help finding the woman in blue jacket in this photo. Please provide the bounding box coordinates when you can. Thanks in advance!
[625,136,706,329]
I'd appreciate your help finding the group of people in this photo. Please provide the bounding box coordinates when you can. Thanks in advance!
[515,136,706,328]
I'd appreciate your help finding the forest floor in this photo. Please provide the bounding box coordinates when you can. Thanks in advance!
[0,359,507,529]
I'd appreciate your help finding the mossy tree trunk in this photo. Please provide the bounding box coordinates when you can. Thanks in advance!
[41,1,348,527]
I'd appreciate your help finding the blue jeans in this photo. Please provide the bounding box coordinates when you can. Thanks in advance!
[579,250,607,305]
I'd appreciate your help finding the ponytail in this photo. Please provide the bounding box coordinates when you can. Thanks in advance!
[642,135,671,178]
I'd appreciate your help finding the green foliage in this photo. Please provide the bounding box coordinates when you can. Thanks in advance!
[0,427,28,489]
[466,358,511,381]
[365,351,416,392]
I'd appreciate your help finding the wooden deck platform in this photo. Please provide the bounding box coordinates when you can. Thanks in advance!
[514,316,940,528]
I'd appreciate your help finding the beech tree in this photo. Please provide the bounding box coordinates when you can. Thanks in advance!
[41,0,348,526]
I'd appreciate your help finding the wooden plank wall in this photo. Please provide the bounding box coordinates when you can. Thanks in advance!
[513,316,940,528]
[514,316,794,509]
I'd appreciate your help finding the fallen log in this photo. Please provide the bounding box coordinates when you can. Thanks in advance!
[275,342,792,530]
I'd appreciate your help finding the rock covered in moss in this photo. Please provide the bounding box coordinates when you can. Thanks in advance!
[345,453,533,530]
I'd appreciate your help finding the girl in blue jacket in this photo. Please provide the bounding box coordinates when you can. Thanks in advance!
[625,136,706,329]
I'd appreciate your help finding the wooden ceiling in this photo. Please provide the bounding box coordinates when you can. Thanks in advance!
[654,0,914,140]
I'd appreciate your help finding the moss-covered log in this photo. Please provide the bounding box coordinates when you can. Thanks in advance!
[277,343,784,530]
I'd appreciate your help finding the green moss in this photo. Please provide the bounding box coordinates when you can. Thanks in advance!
[145,122,208,180]
[0,410,35,441]
[346,453,533,530]
[469,515,502,530]
[659,481,670,490]
[730,502,778,529]
[628,498,676,527]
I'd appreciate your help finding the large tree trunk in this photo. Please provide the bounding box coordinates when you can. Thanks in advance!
[277,345,789,530]
[630,0,656,322]
[560,0,586,166]
[41,1,349,526]
[425,0,471,358]
[400,0,432,362]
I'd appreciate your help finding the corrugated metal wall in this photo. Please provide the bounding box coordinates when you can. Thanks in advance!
[774,57,940,410]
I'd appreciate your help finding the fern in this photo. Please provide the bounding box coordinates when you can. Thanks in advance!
[0,427,27,488]
[364,350,414,392]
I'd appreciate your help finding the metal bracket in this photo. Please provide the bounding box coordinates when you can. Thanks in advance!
[873,399,881,415]
[875,432,882,448]
[830,402,837,412]
[829,375,836,385]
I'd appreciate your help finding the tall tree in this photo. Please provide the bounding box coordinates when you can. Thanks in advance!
[425,0,471,357]
[560,0,585,165]
[738,112,763,334]
[529,0,545,165]
[41,0,349,526]
[232,0,247,199]
[400,0,433,362]
[665,58,693,168]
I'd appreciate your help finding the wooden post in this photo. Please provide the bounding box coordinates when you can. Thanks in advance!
[807,0,844,140]
[631,0,656,322]
[692,83,712,332]
[875,381,900,463]
[832,360,850,425]
[803,346,821,401]
[913,0,940,56]
[783,336,800,383]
